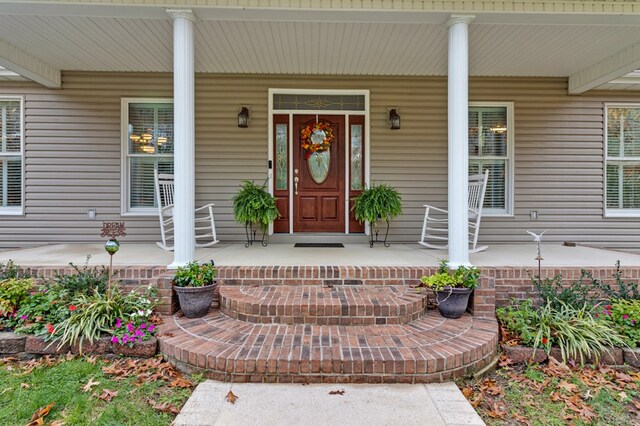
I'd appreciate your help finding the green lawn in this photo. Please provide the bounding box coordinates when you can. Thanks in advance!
[0,356,200,425]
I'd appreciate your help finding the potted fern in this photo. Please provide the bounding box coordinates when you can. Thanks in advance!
[233,180,280,247]
[419,260,480,319]
[173,261,217,318]
[352,183,402,247]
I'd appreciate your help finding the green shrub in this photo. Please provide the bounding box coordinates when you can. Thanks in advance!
[172,261,217,288]
[52,261,108,297]
[533,262,640,311]
[13,286,72,337]
[598,299,640,347]
[497,299,627,365]
[497,299,540,346]
[0,260,25,280]
[592,261,640,300]
[0,278,33,318]
[534,271,598,311]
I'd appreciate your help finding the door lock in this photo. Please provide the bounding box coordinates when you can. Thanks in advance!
[294,176,299,195]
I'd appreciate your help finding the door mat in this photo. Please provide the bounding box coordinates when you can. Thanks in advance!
[294,243,344,248]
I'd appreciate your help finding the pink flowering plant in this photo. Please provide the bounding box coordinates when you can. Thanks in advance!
[597,299,640,347]
[111,314,157,347]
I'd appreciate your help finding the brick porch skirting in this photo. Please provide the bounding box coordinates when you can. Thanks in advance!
[21,264,640,315]
[21,263,640,383]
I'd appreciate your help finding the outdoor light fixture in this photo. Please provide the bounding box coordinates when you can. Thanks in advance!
[388,108,400,130]
[238,106,250,128]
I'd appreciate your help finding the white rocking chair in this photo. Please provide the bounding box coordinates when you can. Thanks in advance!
[418,169,489,253]
[154,170,219,250]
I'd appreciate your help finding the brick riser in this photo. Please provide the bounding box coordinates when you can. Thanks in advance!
[158,311,499,384]
[218,285,428,325]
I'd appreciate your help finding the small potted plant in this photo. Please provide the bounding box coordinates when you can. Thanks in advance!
[232,180,280,246]
[419,260,480,319]
[352,183,402,247]
[172,261,217,318]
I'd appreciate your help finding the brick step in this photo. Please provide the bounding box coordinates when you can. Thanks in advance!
[218,285,428,325]
[158,311,499,384]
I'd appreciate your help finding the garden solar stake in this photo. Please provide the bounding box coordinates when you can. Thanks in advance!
[526,230,548,290]
[101,222,127,294]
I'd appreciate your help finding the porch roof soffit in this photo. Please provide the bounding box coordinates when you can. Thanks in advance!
[0,39,61,88]
[0,2,639,82]
[568,41,640,94]
[2,0,640,15]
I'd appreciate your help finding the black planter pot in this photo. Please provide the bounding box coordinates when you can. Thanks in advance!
[174,283,217,318]
[435,287,472,319]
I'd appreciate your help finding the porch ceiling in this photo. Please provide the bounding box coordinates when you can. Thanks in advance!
[0,6,639,87]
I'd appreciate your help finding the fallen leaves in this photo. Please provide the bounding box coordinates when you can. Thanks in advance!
[486,402,507,419]
[461,386,474,398]
[169,377,193,389]
[557,380,579,394]
[148,399,181,415]
[498,355,514,368]
[467,392,482,408]
[26,402,54,426]
[480,379,504,397]
[82,377,100,393]
[226,390,238,404]
[461,354,640,425]
[93,388,118,402]
[329,389,345,395]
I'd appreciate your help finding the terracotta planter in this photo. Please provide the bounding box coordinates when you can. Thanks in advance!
[174,283,217,318]
[434,287,472,319]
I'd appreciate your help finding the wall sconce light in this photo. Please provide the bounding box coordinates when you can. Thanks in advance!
[238,106,250,128]
[388,108,400,130]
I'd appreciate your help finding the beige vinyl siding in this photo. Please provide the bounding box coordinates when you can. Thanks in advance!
[0,72,639,249]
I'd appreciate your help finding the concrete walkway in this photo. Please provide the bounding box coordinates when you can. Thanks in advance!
[174,381,485,426]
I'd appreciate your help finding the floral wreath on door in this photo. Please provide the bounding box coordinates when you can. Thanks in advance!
[301,121,334,159]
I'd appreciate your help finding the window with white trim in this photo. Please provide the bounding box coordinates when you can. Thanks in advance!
[121,99,173,214]
[606,104,640,216]
[0,97,23,214]
[468,103,514,216]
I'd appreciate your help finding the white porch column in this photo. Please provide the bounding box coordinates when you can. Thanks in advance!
[168,9,196,268]
[447,15,474,267]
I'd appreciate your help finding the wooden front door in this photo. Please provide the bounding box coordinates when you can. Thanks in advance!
[293,115,345,232]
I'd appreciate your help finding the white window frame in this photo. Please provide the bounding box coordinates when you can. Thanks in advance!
[120,98,173,216]
[469,101,514,217]
[604,103,640,217]
[0,95,24,216]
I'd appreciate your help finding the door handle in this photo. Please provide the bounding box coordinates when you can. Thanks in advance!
[294,176,299,195]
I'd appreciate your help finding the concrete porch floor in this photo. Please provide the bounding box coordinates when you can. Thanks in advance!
[0,242,639,268]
